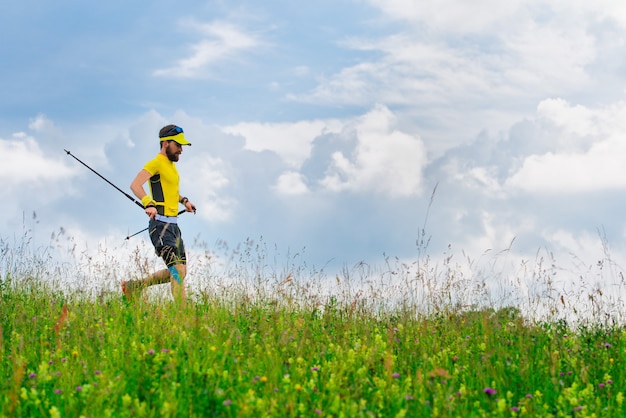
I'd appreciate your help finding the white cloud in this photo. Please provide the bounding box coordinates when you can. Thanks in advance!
[461,167,505,196]
[505,142,626,193]
[274,171,309,195]
[222,107,426,198]
[293,66,310,77]
[180,154,235,222]
[292,22,593,112]
[0,133,75,186]
[289,36,460,106]
[501,22,594,90]
[153,20,262,78]
[540,228,625,279]
[223,119,343,168]
[536,98,626,142]
[367,0,527,32]
[290,0,609,143]
[506,99,626,193]
[368,0,626,32]
[0,130,79,235]
[320,105,426,197]
[474,210,518,254]
[29,114,57,133]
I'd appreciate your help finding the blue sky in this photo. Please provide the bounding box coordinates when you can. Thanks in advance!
[3,0,626,287]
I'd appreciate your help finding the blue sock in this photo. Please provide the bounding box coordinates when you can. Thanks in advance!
[168,265,182,284]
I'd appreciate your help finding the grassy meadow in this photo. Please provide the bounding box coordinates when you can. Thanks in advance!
[1,232,625,417]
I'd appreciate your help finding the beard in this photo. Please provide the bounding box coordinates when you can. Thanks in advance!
[165,144,180,162]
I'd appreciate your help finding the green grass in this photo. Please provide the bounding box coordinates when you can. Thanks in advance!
[1,230,625,417]
[1,275,624,417]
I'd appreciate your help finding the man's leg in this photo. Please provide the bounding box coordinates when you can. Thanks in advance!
[122,268,169,299]
[143,269,172,286]
[123,221,188,303]
[169,263,187,305]
[123,265,185,299]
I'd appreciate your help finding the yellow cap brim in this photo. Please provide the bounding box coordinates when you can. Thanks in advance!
[161,132,191,146]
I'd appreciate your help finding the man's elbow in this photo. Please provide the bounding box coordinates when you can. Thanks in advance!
[130,180,141,195]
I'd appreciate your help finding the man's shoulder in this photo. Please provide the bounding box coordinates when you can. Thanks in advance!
[143,154,164,171]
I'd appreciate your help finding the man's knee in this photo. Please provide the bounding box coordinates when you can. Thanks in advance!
[168,265,184,283]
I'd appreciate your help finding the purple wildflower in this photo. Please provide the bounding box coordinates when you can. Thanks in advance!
[54,389,62,395]
[484,388,497,396]
[76,386,83,392]
[148,349,155,355]
[94,370,102,375]
[223,399,232,406]
[29,373,37,379]
[392,373,400,378]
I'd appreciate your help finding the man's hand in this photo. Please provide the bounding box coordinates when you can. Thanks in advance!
[145,206,158,219]
[184,200,197,213]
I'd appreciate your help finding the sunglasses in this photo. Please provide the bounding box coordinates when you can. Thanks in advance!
[164,126,184,137]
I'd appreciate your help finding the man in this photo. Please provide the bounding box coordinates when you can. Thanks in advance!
[123,124,196,304]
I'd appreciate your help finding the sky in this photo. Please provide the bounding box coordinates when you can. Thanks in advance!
[3,0,626,293]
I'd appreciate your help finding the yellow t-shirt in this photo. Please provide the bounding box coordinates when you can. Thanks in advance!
[143,154,180,217]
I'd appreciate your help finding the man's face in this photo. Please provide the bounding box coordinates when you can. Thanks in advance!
[165,140,183,162]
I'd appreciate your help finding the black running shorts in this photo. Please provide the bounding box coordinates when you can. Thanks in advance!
[148,219,187,267]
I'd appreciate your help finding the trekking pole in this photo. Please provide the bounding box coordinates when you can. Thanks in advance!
[65,149,194,239]
[124,208,188,240]
[64,149,144,210]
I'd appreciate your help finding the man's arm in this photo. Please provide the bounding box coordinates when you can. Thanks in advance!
[131,169,152,201]
[131,169,157,218]
[178,195,197,213]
